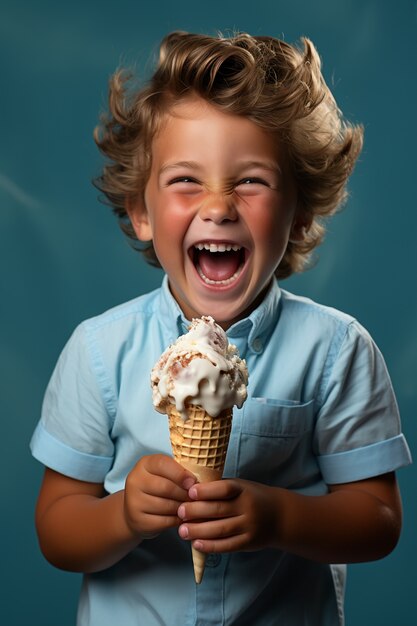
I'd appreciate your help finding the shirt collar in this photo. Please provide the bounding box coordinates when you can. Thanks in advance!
[157,274,282,352]
[158,275,186,341]
[226,279,281,353]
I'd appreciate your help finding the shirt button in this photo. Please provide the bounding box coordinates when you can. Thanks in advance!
[205,553,221,567]
[252,337,263,353]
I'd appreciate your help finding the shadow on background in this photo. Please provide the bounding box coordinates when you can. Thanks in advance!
[1,1,416,624]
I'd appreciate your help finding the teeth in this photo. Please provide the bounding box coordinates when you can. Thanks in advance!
[194,242,242,253]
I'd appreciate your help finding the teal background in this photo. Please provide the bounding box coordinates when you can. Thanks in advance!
[1,0,416,624]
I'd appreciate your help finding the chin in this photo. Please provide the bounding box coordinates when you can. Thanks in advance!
[195,302,246,329]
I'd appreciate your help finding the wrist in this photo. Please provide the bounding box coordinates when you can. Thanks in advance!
[111,489,144,546]
[266,486,290,550]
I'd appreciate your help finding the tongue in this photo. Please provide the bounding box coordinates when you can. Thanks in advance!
[198,250,241,281]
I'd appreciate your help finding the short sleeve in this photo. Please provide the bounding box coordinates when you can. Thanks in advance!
[314,320,411,484]
[30,323,115,482]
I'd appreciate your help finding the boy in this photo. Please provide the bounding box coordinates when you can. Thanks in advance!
[31,32,411,625]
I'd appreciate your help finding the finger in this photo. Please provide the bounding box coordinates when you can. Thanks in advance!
[188,479,242,501]
[140,512,183,537]
[178,518,248,553]
[192,535,247,554]
[141,473,191,502]
[178,499,237,521]
[146,455,197,490]
[178,516,245,542]
[141,492,187,517]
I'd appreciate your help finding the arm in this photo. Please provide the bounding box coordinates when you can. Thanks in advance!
[35,455,196,573]
[177,472,402,563]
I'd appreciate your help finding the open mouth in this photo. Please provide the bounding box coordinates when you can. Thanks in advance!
[190,242,247,286]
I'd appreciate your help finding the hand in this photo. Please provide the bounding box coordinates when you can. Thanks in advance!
[177,478,281,554]
[124,454,197,540]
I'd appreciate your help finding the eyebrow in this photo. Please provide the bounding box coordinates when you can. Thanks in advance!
[238,160,282,175]
[159,160,282,175]
[159,161,201,175]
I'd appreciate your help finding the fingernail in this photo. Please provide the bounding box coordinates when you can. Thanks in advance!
[183,477,196,490]
[179,524,189,539]
[193,540,203,550]
[189,486,198,499]
[178,505,185,519]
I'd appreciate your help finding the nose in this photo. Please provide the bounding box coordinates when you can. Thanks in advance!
[198,193,237,224]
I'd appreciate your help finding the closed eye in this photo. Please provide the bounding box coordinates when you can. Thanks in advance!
[164,176,202,194]
[168,176,199,185]
[237,177,270,186]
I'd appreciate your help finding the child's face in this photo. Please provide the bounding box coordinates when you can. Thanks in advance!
[130,97,298,328]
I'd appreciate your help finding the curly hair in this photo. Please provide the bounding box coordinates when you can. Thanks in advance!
[93,31,363,278]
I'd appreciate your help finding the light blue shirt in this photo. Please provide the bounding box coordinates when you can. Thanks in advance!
[30,277,411,626]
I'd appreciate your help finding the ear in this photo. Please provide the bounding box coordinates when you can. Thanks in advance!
[289,213,312,243]
[126,197,153,242]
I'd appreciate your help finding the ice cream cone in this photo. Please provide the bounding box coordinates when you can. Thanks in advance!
[167,404,232,584]
[151,316,247,584]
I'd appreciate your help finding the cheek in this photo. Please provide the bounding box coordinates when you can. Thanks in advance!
[250,203,292,246]
[151,209,189,264]
[248,210,294,278]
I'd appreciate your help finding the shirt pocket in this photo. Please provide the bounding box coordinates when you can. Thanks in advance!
[236,397,315,484]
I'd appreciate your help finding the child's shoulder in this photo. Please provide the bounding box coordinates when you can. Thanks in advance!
[280,288,356,327]
[82,287,162,331]
[63,286,170,369]
[278,288,371,348]
[278,288,377,367]
[72,287,166,354]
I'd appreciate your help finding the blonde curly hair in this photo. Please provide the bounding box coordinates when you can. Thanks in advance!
[93,31,363,278]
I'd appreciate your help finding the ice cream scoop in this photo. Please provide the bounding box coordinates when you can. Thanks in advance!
[151,315,247,420]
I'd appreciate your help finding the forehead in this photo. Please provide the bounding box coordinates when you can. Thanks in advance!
[156,96,266,136]
[151,96,284,165]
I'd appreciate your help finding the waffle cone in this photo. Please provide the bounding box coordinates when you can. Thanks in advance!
[167,404,232,584]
